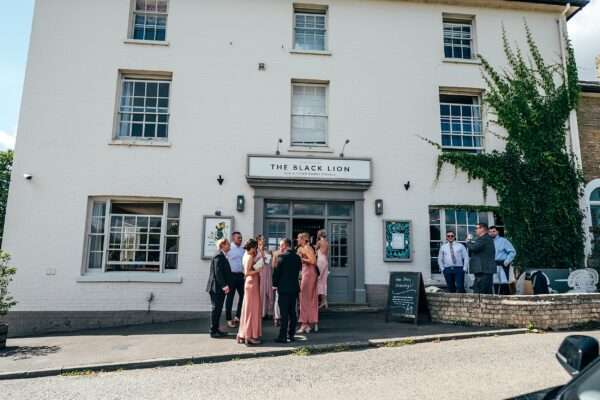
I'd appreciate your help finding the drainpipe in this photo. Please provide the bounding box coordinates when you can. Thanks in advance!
[558,4,589,262]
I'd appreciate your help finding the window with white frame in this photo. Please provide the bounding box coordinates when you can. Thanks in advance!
[117,75,171,140]
[440,93,483,151]
[294,8,327,51]
[429,207,502,274]
[291,82,328,146]
[85,199,180,273]
[443,16,474,60]
[130,0,169,41]
[590,188,600,229]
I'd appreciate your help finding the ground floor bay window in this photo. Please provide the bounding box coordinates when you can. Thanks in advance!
[429,207,503,274]
[85,198,181,273]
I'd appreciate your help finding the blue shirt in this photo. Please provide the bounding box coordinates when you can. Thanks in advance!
[494,236,516,264]
[227,243,245,273]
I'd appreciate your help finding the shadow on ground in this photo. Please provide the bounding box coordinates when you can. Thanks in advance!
[0,346,61,360]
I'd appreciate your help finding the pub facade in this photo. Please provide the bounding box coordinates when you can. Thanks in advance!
[2,0,588,335]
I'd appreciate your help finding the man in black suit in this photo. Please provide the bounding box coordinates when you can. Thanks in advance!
[466,223,496,294]
[205,238,233,338]
[272,238,302,343]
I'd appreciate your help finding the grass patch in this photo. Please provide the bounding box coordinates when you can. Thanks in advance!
[292,347,313,356]
[61,369,98,377]
[383,339,416,348]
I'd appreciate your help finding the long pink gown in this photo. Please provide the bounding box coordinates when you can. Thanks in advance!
[258,251,274,318]
[237,253,262,340]
[299,260,319,325]
[317,249,329,296]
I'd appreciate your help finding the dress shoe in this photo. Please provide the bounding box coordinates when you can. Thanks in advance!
[288,336,296,342]
[210,330,226,338]
[227,321,237,328]
[274,337,288,344]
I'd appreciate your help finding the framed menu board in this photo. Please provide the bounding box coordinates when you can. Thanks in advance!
[202,216,234,259]
[383,220,412,262]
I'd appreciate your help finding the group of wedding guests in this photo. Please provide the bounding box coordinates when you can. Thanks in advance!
[206,230,329,345]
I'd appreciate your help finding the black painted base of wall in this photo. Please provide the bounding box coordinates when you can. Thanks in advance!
[1,311,207,338]
[366,284,388,308]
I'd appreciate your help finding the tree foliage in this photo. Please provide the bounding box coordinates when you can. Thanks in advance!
[0,150,13,244]
[0,251,16,316]
[435,26,584,269]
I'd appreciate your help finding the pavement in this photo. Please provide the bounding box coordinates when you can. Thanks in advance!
[0,311,528,380]
[3,329,598,400]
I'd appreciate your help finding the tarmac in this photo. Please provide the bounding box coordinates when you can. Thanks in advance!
[0,311,527,380]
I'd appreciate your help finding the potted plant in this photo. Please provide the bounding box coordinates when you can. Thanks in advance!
[0,251,16,349]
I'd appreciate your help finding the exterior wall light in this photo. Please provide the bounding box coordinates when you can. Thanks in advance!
[375,199,383,216]
[237,195,245,212]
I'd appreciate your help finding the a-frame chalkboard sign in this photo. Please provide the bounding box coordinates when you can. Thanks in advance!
[385,272,430,324]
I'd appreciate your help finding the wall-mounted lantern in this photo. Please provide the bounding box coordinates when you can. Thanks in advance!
[375,199,383,216]
[237,195,245,212]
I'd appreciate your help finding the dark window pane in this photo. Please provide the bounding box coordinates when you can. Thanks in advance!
[293,202,325,216]
[328,203,352,217]
[166,237,179,253]
[430,225,441,241]
[167,220,179,235]
[429,208,440,224]
[168,203,180,218]
[266,201,290,216]
[165,254,178,269]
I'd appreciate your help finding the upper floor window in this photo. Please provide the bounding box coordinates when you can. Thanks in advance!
[443,16,474,60]
[294,7,328,51]
[130,0,169,41]
[440,93,483,151]
[291,82,328,147]
[86,198,181,273]
[116,73,171,140]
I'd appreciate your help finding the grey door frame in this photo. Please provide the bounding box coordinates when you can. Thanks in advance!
[253,188,366,304]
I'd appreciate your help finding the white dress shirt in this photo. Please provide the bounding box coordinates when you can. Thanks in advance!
[437,241,469,272]
[227,243,245,274]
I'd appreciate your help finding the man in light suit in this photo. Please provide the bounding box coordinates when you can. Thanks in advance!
[466,223,496,294]
[205,238,233,338]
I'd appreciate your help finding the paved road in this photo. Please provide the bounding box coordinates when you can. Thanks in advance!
[2,330,598,400]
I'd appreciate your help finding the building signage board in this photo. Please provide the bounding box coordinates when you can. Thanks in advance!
[247,155,371,182]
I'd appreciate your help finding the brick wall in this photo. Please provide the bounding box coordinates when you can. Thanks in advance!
[577,93,600,182]
[427,293,600,330]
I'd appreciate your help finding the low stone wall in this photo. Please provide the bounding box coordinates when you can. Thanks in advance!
[426,293,600,330]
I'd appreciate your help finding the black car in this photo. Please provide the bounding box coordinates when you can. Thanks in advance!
[511,335,600,400]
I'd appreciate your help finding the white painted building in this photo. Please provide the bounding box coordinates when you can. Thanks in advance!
[2,0,589,335]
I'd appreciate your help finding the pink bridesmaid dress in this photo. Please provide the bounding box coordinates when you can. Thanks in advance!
[299,261,319,325]
[237,253,262,341]
[317,249,329,296]
[258,251,274,318]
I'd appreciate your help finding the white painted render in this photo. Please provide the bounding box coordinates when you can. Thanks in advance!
[4,0,572,312]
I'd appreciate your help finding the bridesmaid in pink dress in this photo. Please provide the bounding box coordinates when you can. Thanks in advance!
[297,232,318,334]
[256,235,274,319]
[316,229,329,311]
[236,239,262,345]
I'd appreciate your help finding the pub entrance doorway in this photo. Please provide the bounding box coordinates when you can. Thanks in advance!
[264,200,354,304]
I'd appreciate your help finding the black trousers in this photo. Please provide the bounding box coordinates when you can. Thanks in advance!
[473,273,494,294]
[209,292,226,333]
[278,292,298,340]
[225,273,245,321]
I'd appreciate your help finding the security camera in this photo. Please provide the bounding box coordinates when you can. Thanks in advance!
[23,174,33,180]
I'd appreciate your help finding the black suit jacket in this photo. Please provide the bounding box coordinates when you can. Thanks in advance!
[206,252,233,294]
[273,250,301,295]
[467,234,496,274]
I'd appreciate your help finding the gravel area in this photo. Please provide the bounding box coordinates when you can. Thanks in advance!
[3,330,599,400]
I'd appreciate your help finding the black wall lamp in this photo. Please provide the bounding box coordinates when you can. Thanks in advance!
[375,199,384,216]
[237,195,245,212]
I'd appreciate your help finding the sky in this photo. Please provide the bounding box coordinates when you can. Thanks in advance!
[0,1,599,151]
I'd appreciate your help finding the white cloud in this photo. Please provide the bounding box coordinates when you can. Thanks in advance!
[569,0,600,81]
[0,130,16,151]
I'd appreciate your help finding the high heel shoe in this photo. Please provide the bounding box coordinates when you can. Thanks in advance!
[236,336,245,344]
[246,338,261,346]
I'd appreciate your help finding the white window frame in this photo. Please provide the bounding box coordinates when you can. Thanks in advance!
[293,5,329,52]
[429,207,502,276]
[128,0,170,42]
[584,179,600,257]
[439,90,484,151]
[82,197,181,274]
[442,14,476,61]
[114,71,172,142]
[290,81,329,147]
